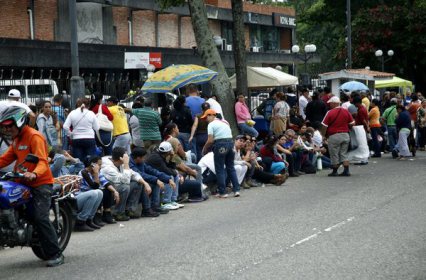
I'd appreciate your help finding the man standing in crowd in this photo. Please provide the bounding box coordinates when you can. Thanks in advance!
[203,92,224,119]
[202,109,240,198]
[0,106,64,266]
[381,98,398,152]
[321,87,333,109]
[186,84,205,119]
[0,89,36,126]
[106,97,131,155]
[298,88,310,120]
[321,97,355,177]
[305,91,327,126]
[131,98,162,153]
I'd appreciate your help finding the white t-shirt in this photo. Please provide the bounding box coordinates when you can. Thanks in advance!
[299,96,309,119]
[312,130,323,148]
[207,119,232,140]
[63,108,99,139]
[206,98,224,118]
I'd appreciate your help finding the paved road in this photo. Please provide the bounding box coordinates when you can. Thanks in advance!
[2,154,426,280]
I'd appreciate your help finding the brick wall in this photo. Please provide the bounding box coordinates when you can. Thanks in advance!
[112,7,129,45]
[158,14,179,48]
[0,0,30,39]
[133,10,156,47]
[34,0,57,40]
[181,17,196,49]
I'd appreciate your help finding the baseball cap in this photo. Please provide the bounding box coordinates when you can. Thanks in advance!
[8,89,21,98]
[106,96,119,103]
[158,141,173,153]
[327,96,341,103]
[200,109,217,119]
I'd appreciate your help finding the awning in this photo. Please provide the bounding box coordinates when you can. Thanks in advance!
[229,67,298,89]
[375,76,413,92]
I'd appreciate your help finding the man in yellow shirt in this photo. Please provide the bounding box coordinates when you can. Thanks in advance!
[106,97,131,155]
[369,99,382,158]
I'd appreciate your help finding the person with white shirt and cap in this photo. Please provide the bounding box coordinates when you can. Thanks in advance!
[0,89,36,126]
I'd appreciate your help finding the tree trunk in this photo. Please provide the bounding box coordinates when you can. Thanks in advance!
[231,0,248,106]
[187,0,238,135]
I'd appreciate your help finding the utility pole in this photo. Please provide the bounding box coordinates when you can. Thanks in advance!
[346,0,352,69]
[69,0,85,107]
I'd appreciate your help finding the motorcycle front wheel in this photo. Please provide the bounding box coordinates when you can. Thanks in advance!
[31,201,73,260]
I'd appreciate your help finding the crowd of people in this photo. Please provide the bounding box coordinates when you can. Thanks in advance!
[1,84,424,236]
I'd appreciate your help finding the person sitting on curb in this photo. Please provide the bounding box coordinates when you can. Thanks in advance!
[101,147,151,221]
[144,142,180,210]
[80,156,120,225]
[130,147,177,217]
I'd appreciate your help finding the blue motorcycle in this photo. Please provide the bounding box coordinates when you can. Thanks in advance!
[0,154,77,260]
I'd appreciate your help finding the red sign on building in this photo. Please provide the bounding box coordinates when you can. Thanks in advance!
[149,53,162,69]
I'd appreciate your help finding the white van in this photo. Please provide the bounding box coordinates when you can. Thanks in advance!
[0,79,59,105]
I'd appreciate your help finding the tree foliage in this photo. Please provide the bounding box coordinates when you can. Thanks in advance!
[294,0,426,90]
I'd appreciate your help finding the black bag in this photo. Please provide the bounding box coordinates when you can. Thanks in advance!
[301,160,317,174]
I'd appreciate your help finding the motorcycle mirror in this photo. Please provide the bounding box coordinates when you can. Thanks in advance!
[24,154,39,164]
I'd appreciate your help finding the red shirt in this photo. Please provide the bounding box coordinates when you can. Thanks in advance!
[91,104,114,121]
[321,94,332,109]
[355,105,369,126]
[322,107,354,136]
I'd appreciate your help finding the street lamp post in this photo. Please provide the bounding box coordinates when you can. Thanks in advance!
[375,49,394,72]
[291,44,317,86]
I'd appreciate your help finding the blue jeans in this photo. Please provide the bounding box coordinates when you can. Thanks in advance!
[162,176,179,203]
[97,130,113,156]
[370,127,382,156]
[270,162,285,174]
[238,123,259,138]
[178,132,191,152]
[179,179,202,199]
[72,138,97,163]
[213,140,240,195]
[113,181,142,214]
[140,183,160,210]
[387,126,398,151]
[195,133,208,162]
[113,133,131,155]
[76,189,103,221]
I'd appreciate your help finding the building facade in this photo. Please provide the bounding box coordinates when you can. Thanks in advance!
[0,0,299,98]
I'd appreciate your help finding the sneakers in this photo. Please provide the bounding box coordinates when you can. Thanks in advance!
[141,208,160,218]
[171,202,184,208]
[46,253,64,267]
[215,193,229,198]
[74,220,94,232]
[338,172,351,176]
[162,203,179,210]
[102,212,116,224]
[234,191,240,197]
[114,213,130,221]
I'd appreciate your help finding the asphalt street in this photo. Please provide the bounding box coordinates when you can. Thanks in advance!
[1,153,426,280]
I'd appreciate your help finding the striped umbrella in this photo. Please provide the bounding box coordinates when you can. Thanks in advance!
[142,64,218,93]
